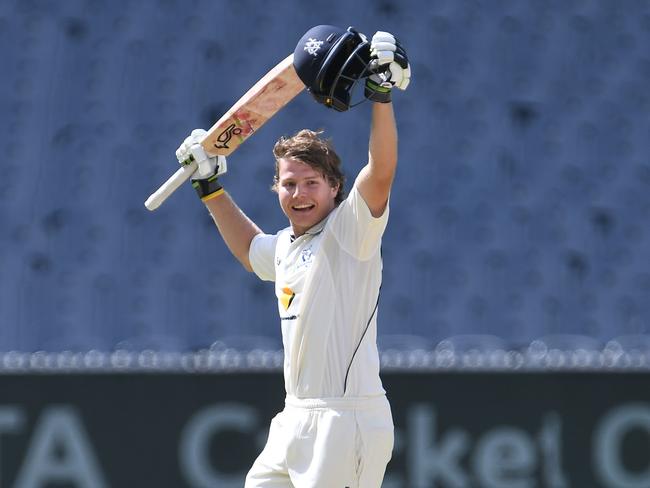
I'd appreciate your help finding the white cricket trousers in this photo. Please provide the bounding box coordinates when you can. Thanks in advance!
[245,394,394,488]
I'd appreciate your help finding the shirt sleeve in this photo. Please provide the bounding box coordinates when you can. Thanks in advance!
[248,232,278,281]
[327,185,390,261]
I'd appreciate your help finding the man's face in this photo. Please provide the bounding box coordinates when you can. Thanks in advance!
[277,158,338,237]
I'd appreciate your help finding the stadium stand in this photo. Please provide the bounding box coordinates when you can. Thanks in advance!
[1,0,650,359]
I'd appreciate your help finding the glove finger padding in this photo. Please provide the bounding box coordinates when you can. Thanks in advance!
[370,31,397,66]
[190,148,227,181]
[372,41,397,53]
[371,48,394,66]
[371,31,396,49]
[388,44,411,90]
[175,128,228,202]
[190,128,207,140]
[195,154,226,178]
[176,129,207,164]
[388,61,411,90]
[365,30,411,101]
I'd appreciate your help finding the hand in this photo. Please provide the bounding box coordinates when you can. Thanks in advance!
[176,129,228,180]
[176,129,228,202]
[364,31,411,103]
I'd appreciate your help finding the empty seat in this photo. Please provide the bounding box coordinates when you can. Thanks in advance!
[2,1,650,354]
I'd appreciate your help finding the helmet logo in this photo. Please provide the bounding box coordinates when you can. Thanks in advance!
[304,38,324,56]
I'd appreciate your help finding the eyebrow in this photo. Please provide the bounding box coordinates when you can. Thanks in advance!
[279,174,322,183]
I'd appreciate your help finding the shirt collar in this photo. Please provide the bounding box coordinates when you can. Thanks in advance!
[290,213,331,242]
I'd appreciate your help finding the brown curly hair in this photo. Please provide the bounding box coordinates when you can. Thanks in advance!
[272,129,346,204]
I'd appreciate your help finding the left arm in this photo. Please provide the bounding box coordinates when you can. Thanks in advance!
[355,102,398,217]
[354,30,410,217]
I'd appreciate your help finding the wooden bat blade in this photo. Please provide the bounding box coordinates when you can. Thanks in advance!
[202,54,304,156]
[145,54,304,211]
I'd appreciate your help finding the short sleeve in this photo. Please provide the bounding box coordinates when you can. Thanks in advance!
[249,233,278,281]
[327,185,389,260]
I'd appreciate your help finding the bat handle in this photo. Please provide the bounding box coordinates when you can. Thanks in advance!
[144,161,198,211]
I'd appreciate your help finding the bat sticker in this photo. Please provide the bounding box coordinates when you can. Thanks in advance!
[214,123,244,149]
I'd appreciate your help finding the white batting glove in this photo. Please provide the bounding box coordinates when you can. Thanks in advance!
[176,129,227,201]
[176,129,227,180]
[365,31,411,102]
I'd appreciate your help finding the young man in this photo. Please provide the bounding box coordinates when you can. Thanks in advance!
[176,29,410,488]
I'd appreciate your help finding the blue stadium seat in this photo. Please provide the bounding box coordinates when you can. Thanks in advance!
[2,0,650,353]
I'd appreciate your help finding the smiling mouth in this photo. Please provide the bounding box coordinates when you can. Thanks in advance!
[292,204,315,212]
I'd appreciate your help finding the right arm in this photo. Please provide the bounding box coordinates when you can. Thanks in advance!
[174,129,260,272]
[203,192,261,272]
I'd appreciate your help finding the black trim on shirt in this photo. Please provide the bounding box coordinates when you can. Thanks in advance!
[343,283,381,395]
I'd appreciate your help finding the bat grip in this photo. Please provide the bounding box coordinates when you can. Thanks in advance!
[144,161,198,211]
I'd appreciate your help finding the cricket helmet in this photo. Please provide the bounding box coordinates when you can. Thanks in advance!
[293,25,372,112]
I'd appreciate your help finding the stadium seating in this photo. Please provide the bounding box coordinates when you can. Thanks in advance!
[1,0,650,354]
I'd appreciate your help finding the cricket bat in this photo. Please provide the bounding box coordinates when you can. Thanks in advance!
[145,54,305,211]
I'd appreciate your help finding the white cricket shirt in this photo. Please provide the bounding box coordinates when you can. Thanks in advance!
[249,186,389,398]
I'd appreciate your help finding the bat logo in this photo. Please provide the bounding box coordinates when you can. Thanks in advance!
[214,123,243,149]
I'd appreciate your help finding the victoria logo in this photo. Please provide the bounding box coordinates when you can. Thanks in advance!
[214,123,243,149]
[304,38,324,56]
[297,247,314,270]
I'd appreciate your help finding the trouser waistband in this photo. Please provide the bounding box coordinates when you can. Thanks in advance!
[285,394,387,410]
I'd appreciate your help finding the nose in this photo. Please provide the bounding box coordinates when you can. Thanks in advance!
[292,183,305,198]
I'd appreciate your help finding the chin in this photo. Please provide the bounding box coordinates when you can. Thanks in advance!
[290,213,320,231]
[292,217,315,229]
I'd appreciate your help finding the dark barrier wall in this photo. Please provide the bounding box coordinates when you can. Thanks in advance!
[1,372,650,488]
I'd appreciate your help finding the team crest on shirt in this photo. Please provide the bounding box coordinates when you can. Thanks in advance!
[297,247,313,270]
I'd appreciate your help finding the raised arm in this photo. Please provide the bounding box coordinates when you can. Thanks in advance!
[175,129,261,272]
[355,31,411,217]
[355,103,398,217]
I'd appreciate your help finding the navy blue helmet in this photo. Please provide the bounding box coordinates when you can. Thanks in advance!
[293,25,372,112]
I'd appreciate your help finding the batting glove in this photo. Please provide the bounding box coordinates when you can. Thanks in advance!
[364,31,411,103]
[176,129,228,202]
